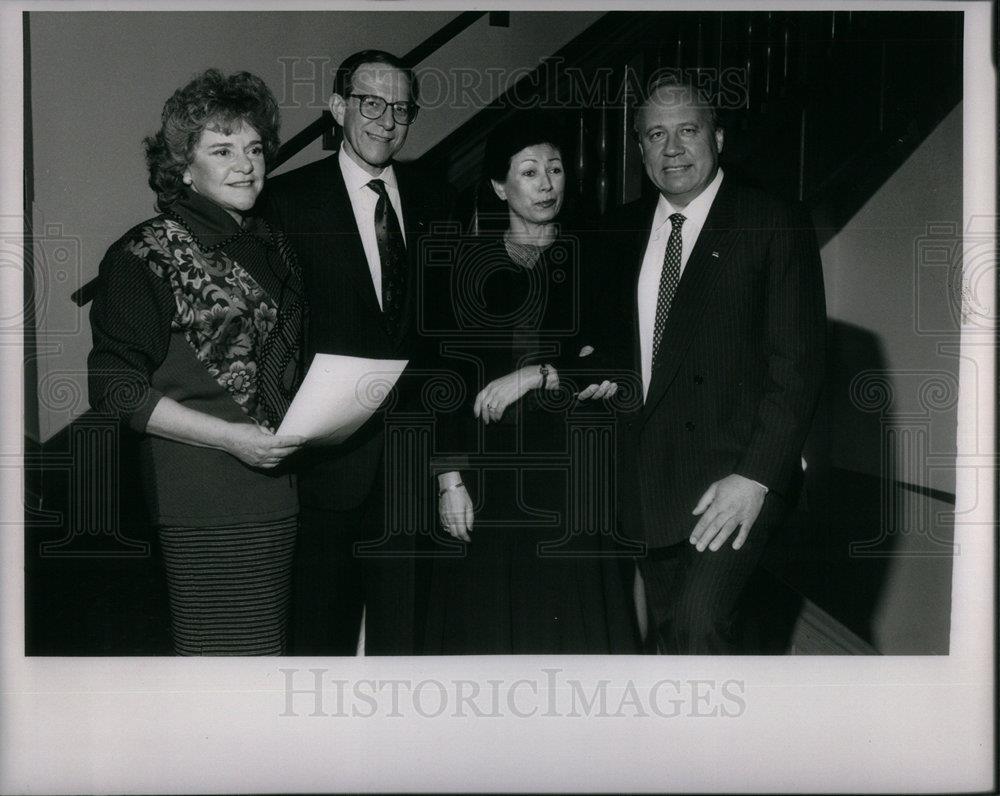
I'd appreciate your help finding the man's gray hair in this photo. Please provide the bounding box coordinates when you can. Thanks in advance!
[635,71,721,132]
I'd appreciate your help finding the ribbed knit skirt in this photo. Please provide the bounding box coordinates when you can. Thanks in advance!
[158,516,297,656]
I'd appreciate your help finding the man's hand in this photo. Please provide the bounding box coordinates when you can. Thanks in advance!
[689,474,767,552]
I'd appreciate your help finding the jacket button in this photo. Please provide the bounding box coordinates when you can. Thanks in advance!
[684,421,695,431]
[693,375,704,384]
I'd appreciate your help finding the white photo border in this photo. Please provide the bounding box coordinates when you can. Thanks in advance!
[1,1,994,793]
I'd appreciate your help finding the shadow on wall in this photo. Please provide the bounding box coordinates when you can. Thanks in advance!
[25,422,172,655]
[767,319,954,653]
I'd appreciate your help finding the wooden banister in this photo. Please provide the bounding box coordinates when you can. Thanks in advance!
[267,110,335,175]
[74,10,506,306]
[267,10,493,174]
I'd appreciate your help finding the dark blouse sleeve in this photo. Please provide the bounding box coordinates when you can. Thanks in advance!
[87,239,176,432]
[423,255,475,476]
[430,365,475,477]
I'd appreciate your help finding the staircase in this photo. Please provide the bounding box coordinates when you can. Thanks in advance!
[414,10,962,227]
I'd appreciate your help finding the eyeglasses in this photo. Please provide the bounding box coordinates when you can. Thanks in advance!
[347,94,419,125]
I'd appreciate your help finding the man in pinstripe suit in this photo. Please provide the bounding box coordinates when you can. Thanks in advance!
[602,75,826,653]
[262,51,452,655]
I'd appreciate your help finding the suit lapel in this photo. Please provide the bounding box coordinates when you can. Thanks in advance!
[395,165,430,347]
[396,164,429,242]
[641,179,742,423]
[627,195,659,389]
[309,153,385,323]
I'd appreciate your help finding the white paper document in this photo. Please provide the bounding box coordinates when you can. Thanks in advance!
[276,353,408,444]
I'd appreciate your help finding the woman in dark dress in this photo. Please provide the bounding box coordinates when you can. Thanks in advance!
[424,112,640,654]
[87,70,306,655]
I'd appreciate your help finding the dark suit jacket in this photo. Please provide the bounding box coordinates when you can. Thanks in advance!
[260,151,453,511]
[601,178,827,548]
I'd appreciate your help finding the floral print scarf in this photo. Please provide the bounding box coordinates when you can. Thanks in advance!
[127,215,284,428]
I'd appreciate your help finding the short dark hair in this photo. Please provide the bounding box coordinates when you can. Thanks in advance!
[143,69,280,211]
[637,71,721,131]
[482,110,570,183]
[333,50,419,106]
[474,110,574,233]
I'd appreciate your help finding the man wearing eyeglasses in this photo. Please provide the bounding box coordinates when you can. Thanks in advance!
[261,49,453,656]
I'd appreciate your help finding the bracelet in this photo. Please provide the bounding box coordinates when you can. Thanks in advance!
[539,364,550,391]
[438,481,464,497]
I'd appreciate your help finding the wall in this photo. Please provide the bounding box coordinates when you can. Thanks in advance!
[818,103,963,497]
[27,9,602,442]
[801,104,963,653]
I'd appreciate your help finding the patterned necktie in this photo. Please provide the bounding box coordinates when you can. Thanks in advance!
[652,213,686,361]
[366,179,407,338]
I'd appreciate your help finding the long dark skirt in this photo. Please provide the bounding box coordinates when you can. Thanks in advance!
[424,467,639,655]
[158,516,297,656]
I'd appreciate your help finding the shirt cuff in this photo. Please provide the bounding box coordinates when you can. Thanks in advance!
[432,455,469,475]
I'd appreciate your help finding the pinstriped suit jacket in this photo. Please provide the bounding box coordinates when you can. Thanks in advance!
[601,177,827,548]
[259,152,453,511]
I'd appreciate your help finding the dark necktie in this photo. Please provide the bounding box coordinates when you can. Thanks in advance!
[652,213,686,361]
[366,179,407,338]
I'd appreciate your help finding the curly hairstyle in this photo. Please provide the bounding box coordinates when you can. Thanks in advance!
[144,69,281,211]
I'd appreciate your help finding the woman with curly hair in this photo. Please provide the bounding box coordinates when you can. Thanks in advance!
[87,69,306,655]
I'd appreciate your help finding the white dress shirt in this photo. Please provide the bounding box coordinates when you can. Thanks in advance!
[637,168,724,399]
[338,147,406,310]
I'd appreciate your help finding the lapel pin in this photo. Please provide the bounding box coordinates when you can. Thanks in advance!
[711,251,720,258]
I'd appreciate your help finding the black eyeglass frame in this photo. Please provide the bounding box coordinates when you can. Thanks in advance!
[347,93,419,124]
